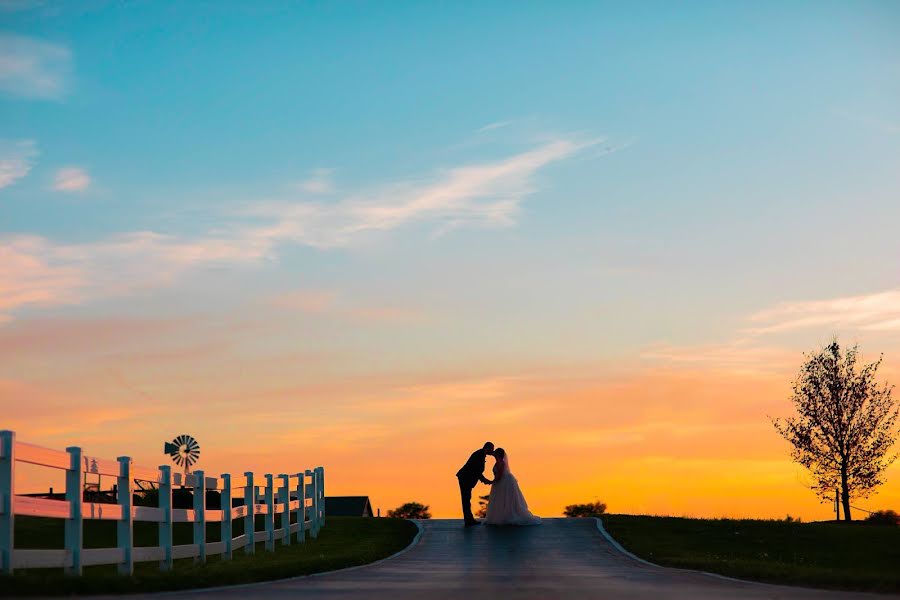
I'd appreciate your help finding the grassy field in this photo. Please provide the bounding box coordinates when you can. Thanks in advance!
[602,514,900,594]
[1,516,418,596]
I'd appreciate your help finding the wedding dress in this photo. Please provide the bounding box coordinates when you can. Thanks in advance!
[484,453,541,526]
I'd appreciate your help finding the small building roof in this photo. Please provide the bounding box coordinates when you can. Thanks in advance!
[325,495,374,517]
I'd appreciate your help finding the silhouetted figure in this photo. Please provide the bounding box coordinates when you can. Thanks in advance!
[483,447,541,526]
[456,441,494,526]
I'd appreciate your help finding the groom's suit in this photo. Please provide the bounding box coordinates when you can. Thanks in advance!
[456,449,491,523]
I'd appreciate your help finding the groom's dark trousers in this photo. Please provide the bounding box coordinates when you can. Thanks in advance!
[456,448,487,523]
[457,477,476,523]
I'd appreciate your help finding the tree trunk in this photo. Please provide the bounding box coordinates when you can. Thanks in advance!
[840,464,852,521]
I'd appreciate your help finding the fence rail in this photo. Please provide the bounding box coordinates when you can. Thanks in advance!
[0,430,325,575]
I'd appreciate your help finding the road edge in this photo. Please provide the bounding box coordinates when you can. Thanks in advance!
[593,517,760,585]
[146,519,425,597]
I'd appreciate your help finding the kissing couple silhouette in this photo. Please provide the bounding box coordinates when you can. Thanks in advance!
[456,441,541,527]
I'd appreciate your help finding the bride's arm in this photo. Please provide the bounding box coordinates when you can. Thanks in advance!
[492,460,505,482]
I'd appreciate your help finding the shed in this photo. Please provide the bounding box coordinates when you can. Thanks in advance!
[325,496,374,517]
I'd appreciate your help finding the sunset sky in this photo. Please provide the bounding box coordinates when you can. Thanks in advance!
[2,2,899,519]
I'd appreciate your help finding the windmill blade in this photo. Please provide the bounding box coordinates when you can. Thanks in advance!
[165,434,200,473]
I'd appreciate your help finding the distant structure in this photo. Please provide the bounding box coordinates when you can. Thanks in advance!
[325,495,374,517]
[164,434,200,477]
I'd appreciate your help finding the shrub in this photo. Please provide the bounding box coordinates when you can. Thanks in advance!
[476,494,490,519]
[564,501,607,517]
[387,501,432,519]
[865,509,899,526]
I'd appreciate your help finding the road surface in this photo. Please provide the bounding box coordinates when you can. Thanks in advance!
[87,518,887,599]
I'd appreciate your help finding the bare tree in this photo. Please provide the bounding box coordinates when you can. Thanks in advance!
[773,341,898,521]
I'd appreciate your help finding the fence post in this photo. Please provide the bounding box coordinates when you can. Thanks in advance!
[305,469,317,539]
[279,474,291,546]
[116,456,134,575]
[64,446,84,575]
[221,473,232,560]
[158,466,173,571]
[192,470,206,564]
[295,471,305,544]
[318,467,325,529]
[313,468,322,537]
[0,431,15,575]
[264,474,275,552]
[243,472,255,555]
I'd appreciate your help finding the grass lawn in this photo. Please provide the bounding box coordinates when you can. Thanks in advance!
[602,514,900,594]
[1,516,418,596]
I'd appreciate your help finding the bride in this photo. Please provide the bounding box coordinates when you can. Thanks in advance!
[484,448,541,526]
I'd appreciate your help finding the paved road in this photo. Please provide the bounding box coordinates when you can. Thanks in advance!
[95,519,886,599]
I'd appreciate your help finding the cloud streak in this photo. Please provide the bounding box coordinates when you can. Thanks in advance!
[0,232,271,321]
[644,287,900,372]
[0,139,37,188]
[0,137,596,321]
[0,34,70,99]
[52,166,90,191]
[241,137,595,248]
[746,288,900,334]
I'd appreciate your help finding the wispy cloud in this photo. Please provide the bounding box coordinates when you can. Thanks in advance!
[296,168,334,194]
[644,287,900,372]
[52,166,90,191]
[0,232,271,321]
[0,137,596,322]
[477,121,511,133]
[746,288,900,334]
[242,137,597,248]
[0,34,70,99]
[0,236,83,317]
[0,138,37,188]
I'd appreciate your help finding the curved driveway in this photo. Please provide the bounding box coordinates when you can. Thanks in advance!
[104,519,886,599]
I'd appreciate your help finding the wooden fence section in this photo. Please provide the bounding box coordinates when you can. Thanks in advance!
[0,430,325,575]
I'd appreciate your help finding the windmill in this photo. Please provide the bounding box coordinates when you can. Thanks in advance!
[164,434,200,477]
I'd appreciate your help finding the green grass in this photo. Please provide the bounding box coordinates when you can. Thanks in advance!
[1,516,418,596]
[602,514,900,594]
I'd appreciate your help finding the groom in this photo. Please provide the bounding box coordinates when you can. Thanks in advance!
[456,441,494,526]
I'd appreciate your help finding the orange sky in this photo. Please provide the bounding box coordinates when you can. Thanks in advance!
[6,347,898,521]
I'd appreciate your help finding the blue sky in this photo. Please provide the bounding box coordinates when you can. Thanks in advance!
[2,1,900,517]
[2,0,899,366]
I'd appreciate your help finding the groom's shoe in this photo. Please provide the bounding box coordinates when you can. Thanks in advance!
[464,520,482,527]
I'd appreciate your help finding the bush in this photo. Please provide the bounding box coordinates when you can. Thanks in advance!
[564,501,607,517]
[387,501,432,519]
[865,510,899,526]
[476,494,490,519]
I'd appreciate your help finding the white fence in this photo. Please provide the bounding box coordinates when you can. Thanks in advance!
[0,430,325,575]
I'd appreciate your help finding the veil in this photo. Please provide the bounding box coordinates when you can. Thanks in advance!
[499,451,510,474]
